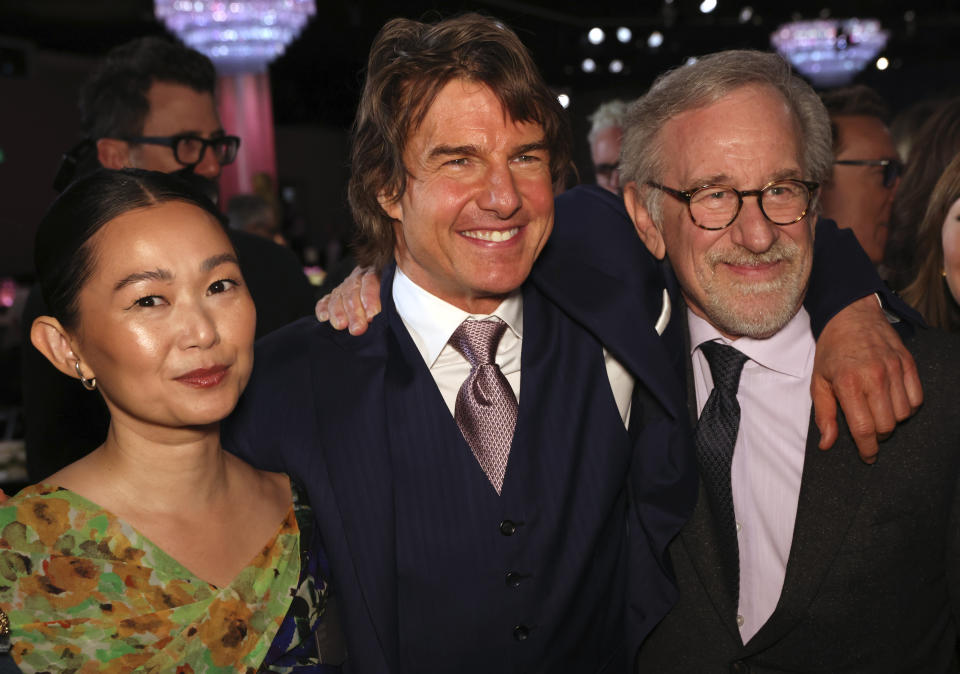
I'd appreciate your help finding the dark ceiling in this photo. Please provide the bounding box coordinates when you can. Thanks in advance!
[2,0,959,127]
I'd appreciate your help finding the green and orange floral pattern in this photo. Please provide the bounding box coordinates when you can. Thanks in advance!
[0,484,302,673]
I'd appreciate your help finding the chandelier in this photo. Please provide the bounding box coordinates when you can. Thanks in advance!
[771,19,888,88]
[155,0,316,72]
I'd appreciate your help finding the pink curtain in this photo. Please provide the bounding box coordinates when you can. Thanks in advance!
[216,71,277,206]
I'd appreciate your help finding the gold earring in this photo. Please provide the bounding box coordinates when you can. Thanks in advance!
[74,360,97,391]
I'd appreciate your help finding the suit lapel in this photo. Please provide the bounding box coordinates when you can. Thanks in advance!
[531,251,685,423]
[742,413,870,654]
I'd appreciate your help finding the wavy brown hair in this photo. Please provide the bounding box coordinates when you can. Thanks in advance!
[348,13,571,270]
[900,151,960,330]
[884,96,960,290]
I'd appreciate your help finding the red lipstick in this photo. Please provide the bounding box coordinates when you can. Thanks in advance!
[175,365,229,388]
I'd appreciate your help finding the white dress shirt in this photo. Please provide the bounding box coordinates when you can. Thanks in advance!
[688,307,815,642]
[392,267,634,426]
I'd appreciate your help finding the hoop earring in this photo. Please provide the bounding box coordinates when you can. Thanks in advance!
[74,360,97,391]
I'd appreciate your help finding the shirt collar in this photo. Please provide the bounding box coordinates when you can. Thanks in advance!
[392,267,523,368]
[687,306,814,379]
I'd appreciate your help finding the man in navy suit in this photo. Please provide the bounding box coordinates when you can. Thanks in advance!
[228,16,689,671]
[228,15,923,673]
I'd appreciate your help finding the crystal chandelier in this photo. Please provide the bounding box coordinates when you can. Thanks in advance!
[771,19,889,88]
[155,0,316,72]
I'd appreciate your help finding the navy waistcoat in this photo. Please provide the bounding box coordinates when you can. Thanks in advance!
[386,279,633,673]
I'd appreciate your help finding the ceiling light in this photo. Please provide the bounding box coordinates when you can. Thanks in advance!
[771,18,889,87]
[155,0,316,72]
[648,31,664,48]
[617,27,633,43]
[588,27,605,45]
[581,58,597,73]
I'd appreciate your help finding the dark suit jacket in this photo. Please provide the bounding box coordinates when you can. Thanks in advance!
[636,325,960,673]
[224,260,698,673]
[220,185,915,672]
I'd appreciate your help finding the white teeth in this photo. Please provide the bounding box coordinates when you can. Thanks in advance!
[462,228,519,242]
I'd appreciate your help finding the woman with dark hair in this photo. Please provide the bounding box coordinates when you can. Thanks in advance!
[901,152,960,331]
[884,96,960,289]
[0,169,342,672]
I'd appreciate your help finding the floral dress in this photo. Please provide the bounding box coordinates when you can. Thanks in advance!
[0,483,345,673]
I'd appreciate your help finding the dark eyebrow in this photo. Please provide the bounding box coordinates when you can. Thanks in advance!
[112,254,238,292]
[114,268,172,292]
[513,140,549,156]
[428,144,480,161]
[174,129,227,138]
[201,253,240,272]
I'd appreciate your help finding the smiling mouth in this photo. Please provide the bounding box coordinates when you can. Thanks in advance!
[461,227,520,243]
[724,260,781,270]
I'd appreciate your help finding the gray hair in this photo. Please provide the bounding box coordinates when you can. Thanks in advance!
[588,99,631,143]
[620,50,832,223]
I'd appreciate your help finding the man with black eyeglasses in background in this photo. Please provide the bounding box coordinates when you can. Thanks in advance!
[20,36,315,481]
[819,85,903,266]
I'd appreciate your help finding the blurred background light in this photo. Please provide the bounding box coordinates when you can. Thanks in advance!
[155,0,316,72]
[587,27,605,45]
[771,18,889,87]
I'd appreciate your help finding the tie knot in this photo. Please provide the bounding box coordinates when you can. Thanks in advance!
[699,341,749,396]
[450,319,508,368]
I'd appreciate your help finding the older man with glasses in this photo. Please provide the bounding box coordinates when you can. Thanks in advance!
[621,51,958,673]
[819,85,903,266]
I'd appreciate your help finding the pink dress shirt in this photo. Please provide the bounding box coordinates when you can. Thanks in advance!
[688,307,815,642]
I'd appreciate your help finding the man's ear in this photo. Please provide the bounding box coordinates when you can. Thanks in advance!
[30,316,91,382]
[96,138,131,170]
[623,181,666,260]
[376,191,402,222]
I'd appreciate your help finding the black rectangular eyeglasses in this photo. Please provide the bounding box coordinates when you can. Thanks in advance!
[120,134,241,167]
[833,158,903,188]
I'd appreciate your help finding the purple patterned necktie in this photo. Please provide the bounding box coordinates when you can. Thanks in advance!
[449,318,518,494]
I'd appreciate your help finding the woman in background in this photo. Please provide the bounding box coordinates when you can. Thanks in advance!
[0,169,342,672]
[884,96,960,289]
[901,152,960,331]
